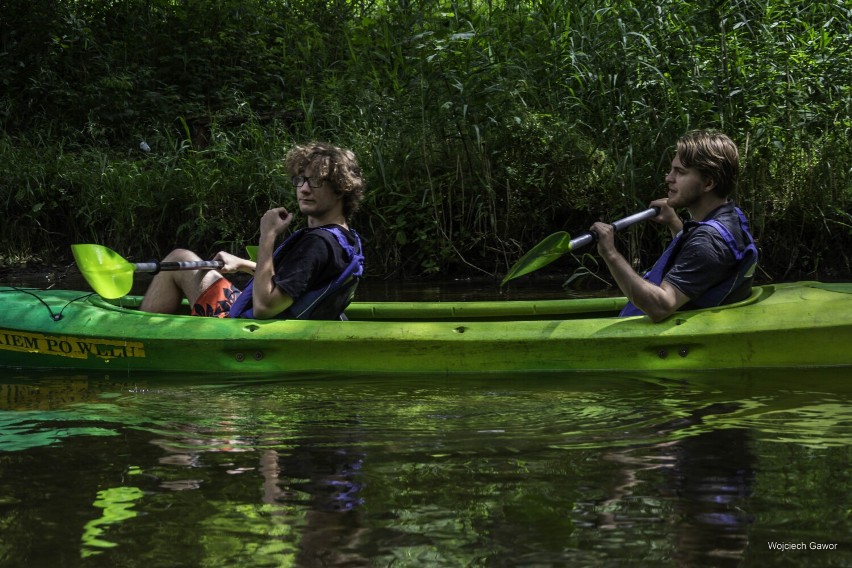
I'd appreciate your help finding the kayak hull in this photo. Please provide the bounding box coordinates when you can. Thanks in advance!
[1,282,850,374]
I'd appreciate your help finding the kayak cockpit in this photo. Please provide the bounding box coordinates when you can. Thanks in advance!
[90,294,629,322]
[88,285,778,323]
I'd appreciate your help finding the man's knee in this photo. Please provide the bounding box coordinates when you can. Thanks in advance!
[163,248,202,262]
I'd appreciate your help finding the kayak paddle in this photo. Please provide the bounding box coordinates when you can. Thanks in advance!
[501,207,660,286]
[71,244,224,299]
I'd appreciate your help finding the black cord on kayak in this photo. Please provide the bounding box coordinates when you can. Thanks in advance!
[2,286,94,321]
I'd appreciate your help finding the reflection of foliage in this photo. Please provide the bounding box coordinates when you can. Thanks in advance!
[200,503,301,567]
[362,453,581,565]
[707,403,852,449]
[746,439,852,565]
[3,371,852,565]
[81,486,144,557]
[0,412,118,452]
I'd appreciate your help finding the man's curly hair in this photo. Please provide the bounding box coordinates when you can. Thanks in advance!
[284,141,366,218]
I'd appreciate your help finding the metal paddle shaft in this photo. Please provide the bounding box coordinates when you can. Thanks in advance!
[72,243,226,299]
[501,206,660,286]
[133,259,224,274]
[569,206,660,250]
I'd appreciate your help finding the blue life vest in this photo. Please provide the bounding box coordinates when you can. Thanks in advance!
[620,207,757,317]
[228,226,364,320]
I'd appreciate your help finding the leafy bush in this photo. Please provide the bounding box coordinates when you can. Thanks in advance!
[1,0,849,280]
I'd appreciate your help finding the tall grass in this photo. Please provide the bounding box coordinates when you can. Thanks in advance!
[1,0,850,280]
[1,115,293,260]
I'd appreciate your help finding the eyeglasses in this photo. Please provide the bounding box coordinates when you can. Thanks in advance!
[291,175,325,188]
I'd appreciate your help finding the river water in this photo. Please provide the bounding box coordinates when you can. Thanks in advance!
[1,273,851,567]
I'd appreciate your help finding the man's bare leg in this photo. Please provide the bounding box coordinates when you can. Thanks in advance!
[139,249,224,313]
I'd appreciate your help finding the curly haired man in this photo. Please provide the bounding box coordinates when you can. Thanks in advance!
[140,142,366,320]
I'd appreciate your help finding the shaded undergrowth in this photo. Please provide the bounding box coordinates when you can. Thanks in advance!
[1,0,850,282]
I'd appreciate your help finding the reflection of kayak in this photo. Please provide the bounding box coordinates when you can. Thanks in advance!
[1,282,850,374]
[0,377,96,410]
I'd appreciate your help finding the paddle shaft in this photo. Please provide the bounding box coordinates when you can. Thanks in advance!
[569,206,660,251]
[133,260,225,274]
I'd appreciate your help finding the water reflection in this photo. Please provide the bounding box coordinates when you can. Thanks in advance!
[590,423,755,566]
[1,369,851,566]
[81,486,145,557]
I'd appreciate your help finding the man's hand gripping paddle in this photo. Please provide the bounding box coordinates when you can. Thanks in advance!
[501,207,660,286]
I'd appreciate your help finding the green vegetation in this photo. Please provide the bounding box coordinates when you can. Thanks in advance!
[1,0,850,280]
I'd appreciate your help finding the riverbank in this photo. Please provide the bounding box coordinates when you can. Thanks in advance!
[3,1,849,281]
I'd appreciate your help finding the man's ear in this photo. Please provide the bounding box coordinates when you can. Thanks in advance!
[703,175,717,193]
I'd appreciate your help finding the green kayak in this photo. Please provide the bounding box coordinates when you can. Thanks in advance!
[0,281,850,374]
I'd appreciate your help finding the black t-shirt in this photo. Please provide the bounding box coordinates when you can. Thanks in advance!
[663,202,753,306]
[272,225,358,302]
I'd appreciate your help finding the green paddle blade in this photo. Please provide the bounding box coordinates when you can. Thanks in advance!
[501,231,573,286]
[71,244,135,299]
[501,207,660,286]
[246,245,258,262]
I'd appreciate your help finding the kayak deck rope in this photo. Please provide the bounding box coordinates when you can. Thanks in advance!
[1,287,94,322]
